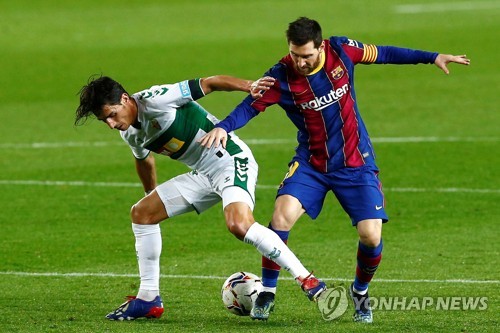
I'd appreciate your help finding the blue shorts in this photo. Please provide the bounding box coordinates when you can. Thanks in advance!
[276,157,389,225]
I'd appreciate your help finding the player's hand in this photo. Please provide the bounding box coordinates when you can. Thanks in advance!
[250,76,275,99]
[199,127,228,149]
[434,54,470,75]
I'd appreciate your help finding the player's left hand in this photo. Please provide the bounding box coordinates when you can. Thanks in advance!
[250,76,275,98]
[434,54,470,74]
[199,127,228,149]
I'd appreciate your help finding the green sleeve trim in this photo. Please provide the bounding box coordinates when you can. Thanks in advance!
[188,79,205,101]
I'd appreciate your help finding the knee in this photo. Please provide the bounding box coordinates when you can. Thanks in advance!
[270,213,293,231]
[271,211,290,230]
[270,195,302,231]
[357,219,382,247]
[224,205,254,240]
[359,233,381,247]
[226,220,249,240]
[131,202,155,225]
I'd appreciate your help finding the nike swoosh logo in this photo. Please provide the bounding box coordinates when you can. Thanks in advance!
[375,205,383,210]
[294,89,309,96]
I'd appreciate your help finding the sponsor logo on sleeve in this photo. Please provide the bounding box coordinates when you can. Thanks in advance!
[179,81,191,98]
[347,39,360,48]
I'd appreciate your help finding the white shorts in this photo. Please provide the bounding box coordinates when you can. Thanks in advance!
[156,152,258,217]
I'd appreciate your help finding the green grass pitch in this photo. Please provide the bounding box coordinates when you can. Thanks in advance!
[0,0,498,332]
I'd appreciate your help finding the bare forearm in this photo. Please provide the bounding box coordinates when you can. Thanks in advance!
[200,75,252,94]
[135,154,157,193]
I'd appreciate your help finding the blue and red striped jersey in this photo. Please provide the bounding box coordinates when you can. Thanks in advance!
[217,36,438,173]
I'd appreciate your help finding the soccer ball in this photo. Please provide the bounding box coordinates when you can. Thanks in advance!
[221,271,262,316]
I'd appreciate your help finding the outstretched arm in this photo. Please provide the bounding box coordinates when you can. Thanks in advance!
[371,46,471,74]
[434,54,470,74]
[198,76,276,149]
[198,101,260,149]
[200,75,275,98]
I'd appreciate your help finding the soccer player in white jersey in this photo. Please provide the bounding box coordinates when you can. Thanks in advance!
[75,75,327,321]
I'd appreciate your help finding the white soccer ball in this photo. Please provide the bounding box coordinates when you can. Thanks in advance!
[221,271,263,316]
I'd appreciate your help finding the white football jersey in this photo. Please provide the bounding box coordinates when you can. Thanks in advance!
[120,79,243,173]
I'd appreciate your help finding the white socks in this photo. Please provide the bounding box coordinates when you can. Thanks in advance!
[353,286,368,295]
[244,222,309,279]
[131,222,310,301]
[132,223,162,301]
[261,286,277,293]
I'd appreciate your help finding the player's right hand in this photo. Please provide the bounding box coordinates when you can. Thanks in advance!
[199,127,228,149]
[250,76,275,99]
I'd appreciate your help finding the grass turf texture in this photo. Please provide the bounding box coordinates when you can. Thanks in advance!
[0,0,498,332]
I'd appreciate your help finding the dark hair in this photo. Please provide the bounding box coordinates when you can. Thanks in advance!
[286,17,323,48]
[74,75,127,126]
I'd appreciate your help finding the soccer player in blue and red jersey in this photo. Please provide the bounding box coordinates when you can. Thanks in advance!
[200,17,470,323]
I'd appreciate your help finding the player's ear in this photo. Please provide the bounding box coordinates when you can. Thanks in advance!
[318,41,325,52]
[121,93,129,104]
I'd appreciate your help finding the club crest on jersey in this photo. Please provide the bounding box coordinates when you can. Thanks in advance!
[151,119,162,130]
[331,66,344,80]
